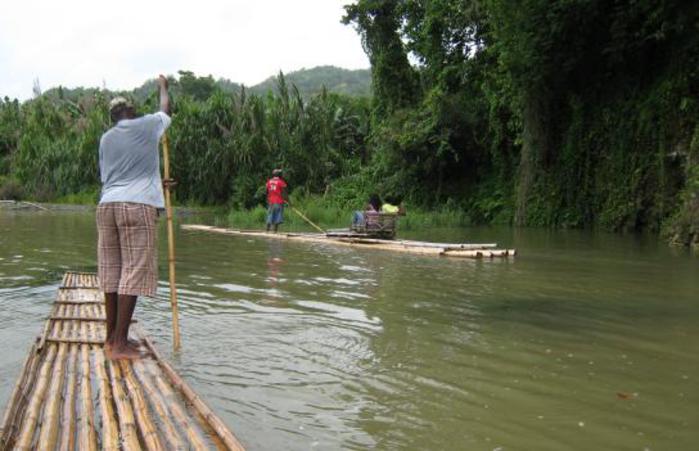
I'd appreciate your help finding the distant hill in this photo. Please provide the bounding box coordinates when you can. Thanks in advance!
[33,66,371,104]
[247,66,371,97]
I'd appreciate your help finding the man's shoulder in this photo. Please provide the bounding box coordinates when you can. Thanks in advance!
[100,127,117,145]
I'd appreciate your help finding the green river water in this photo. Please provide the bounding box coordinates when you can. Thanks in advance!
[0,209,697,450]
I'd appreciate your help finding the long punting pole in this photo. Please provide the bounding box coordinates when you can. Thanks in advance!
[161,133,181,350]
[291,206,325,233]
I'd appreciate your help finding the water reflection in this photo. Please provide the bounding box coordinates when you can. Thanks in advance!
[264,240,285,303]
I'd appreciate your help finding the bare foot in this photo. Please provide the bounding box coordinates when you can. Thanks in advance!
[108,344,142,360]
[126,338,142,350]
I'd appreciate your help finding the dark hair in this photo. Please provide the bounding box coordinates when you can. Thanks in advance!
[110,105,134,123]
[368,193,382,211]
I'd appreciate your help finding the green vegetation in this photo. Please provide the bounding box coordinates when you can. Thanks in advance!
[249,66,371,98]
[224,194,469,232]
[1,1,698,249]
[128,66,370,103]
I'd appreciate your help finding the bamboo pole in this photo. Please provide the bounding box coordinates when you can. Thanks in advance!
[108,363,142,450]
[15,344,58,448]
[82,306,119,450]
[77,324,97,451]
[91,304,106,343]
[81,311,117,450]
[0,342,40,449]
[336,236,499,249]
[139,333,244,450]
[290,206,325,233]
[143,360,208,450]
[93,350,119,450]
[49,316,107,321]
[57,343,78,451]
[54,301,103,306]
[46,337,107,345]
[120,361,164,450]
[131,360,186,450]
[37,342,68,450]
[36,304,59,352]
[161,133,181,350]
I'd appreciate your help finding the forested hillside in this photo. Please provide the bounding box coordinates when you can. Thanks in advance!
[1,1,697,248]
[129,66,371,101]
[249,66,371,97]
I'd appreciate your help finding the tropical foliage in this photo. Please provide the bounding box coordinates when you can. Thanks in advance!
[1,0,698,247]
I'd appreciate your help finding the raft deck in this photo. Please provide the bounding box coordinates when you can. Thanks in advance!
[0,272,244,451]
[182,224,516,258]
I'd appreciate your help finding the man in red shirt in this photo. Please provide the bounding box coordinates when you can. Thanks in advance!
[266,169,289,232]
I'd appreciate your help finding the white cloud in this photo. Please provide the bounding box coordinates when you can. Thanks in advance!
[0,0,368,100]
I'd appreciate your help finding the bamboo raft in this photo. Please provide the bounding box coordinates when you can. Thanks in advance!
[0,272,245,451]
[182,224,516,258]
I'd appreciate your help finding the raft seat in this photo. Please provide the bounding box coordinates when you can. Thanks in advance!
[350,212,398,239]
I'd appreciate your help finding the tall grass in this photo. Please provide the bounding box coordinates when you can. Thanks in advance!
[224,194,471,232]
[54,188,100,205]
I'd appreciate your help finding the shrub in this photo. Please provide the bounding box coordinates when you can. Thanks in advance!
[0,177,24,200]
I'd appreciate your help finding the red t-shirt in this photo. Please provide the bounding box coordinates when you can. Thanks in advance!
[266,177,287,204]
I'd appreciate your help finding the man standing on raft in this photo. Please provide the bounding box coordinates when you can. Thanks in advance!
[97,75,171,360]
[266,168,289,233]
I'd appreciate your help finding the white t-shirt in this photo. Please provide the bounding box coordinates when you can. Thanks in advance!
[98,112,171,208]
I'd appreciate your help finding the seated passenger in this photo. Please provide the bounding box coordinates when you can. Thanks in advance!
[380,196,406,216]
[352,194,382,226]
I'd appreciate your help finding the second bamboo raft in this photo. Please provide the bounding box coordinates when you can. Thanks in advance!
[0,272,245,451]
[182,224,517,258]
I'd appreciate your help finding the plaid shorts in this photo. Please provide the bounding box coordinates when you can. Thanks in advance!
[97,202,159,297]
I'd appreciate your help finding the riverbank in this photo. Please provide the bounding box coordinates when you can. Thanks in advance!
[3,194,697,253]
[1,194,473,232]
[224,203,470,232]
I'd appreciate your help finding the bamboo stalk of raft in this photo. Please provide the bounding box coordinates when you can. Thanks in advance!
[91,332,120,450]
[15,319,63,447]
[142,359,209,450]
[119,361,165,450]
[1,272,245,450]
[137,330,245,451]
[108,363,144,450]
[57,339,78,450]
[14,344,58,448]
[0,341,40,447]
[182,224,516,258]
[78,325,97,451]
[36,341,67,449]
[131,360,187,449]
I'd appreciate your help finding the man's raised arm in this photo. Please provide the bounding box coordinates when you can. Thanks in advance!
[158,75,170,115]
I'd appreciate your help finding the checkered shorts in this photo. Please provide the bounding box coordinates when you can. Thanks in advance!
[96,202,159,297]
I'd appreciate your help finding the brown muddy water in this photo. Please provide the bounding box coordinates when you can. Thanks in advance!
[1,209,697,450]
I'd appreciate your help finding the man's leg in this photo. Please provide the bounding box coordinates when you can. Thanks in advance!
[108,294,140,359]
[266,205,272,232]
[273,204,281,232]
[104,292,118,347]
[98,203,122,355]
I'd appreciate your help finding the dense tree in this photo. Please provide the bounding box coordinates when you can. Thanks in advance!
[343,0,419,113]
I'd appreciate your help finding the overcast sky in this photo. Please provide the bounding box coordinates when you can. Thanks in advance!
[0,0,369,100]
